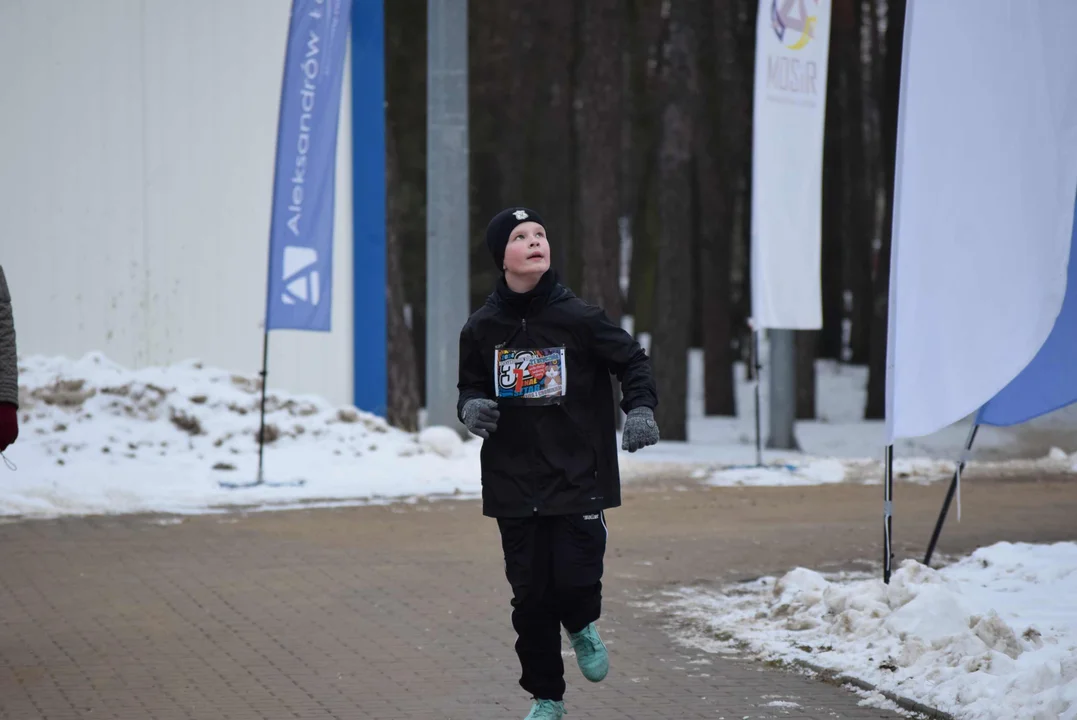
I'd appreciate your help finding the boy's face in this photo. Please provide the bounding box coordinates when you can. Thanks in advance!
[503,221,551,276]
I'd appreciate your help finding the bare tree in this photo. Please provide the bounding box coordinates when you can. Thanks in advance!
[651,0,698,441]
[577,0,624,318]
[624,0,670,334]
[865,0,905,419]
[819,0,847,361]
[385,129,421,431]
[730,0,760,371]
[697,0,736,416]
[843,0,874,365]
[822,0,873,368]
[386,0,427,411]
[536,2,580,286]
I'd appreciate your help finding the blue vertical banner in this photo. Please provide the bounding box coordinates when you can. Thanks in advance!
[350,0,387,416]
[266,0,353,332]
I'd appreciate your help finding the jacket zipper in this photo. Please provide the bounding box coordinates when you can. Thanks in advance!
[502,313,545,514]
[496,317,528,350]
[526,318,539,513]
[519,316,536,513]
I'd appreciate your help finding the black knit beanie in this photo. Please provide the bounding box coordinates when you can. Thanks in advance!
[485,207,546,271]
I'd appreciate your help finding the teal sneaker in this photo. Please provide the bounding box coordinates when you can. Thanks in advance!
[568,622,609,682]
[524,699,565,719]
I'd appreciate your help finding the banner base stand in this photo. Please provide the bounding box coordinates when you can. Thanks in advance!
[883,444,894,584]
[722,461,799,473]
[922,423,980,567]
[218,478,308,490]
[751,324,763,467]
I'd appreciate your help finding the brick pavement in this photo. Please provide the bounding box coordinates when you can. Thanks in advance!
[0,471,1074,720]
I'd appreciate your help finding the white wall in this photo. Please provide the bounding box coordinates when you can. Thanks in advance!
[0,0,356,406]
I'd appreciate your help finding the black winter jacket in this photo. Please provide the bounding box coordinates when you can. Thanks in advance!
[457,271,658,518]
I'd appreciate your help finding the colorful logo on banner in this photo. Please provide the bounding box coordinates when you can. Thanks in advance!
[771,0,820,50]
[495,348,567,402]
[762,0,826,99]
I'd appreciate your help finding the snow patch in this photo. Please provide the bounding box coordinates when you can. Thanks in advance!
[665,541,1077,720]
[2,353,484,518]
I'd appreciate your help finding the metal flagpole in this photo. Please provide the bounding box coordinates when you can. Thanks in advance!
[883,443,894,583]
[255,329,270,485]
[223,0,293,492]
[751,325,763,467]
[922,422,979,567]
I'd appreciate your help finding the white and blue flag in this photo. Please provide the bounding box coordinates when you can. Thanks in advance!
[266,0,351,332]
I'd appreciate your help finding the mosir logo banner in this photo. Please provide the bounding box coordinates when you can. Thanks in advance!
[266,0,351,332]
[750,0,832,330]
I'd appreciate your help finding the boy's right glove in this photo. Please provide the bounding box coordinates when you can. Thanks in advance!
[461,398,500,439]
[621,406,659,452]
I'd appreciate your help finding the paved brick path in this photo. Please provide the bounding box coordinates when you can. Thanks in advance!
[0,471,1074,719]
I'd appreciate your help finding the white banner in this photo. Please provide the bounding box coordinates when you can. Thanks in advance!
[750,0,832,330]
[886,1,1077,442]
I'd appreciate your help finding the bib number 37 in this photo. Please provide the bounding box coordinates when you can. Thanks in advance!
[494,347,567,401]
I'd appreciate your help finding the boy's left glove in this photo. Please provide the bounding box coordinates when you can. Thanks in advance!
[621,407,659,452]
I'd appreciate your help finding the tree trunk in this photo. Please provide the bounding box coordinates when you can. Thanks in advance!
[575,0,623,427]
[385,129,422,431]
[796,330,817,419]
[731,0,758,369]
[844,0,873,365]
[819,2,846,362]
[651,0,698,441]
[468,0,513,309]
[865,0,905,420]
[698,0,735,416]
[699,216,736,416]
[577,0,624,318]
[535,2,580,288]
[386,0,427,402]
[624,0,669,331]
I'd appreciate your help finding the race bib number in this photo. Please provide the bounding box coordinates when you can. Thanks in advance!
[495,347,567,404]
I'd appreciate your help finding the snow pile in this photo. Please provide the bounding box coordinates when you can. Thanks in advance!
[667,542,1077,720]
[3,352,483,517]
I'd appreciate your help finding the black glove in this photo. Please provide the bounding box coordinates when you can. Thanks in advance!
[461,398,500,439]
[621,407,659,452]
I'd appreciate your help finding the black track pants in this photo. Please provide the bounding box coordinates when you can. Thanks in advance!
[496,512,608,702]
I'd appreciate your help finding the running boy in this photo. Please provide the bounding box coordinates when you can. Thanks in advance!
[457,207,660,720]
